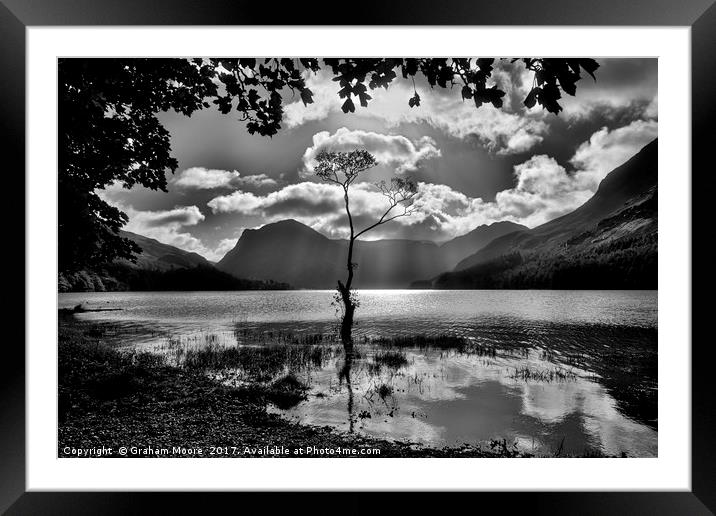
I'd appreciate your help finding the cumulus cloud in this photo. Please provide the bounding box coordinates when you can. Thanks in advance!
[491,156,593,226]
[285,60,659,154]
[301,127,441,176]
[173,167,278,190]
[283,70,339,127]
[569,119,658,189]
[284,67,548,155]
[407,119,659,232]
[208,181,409,238]
[208,182,344,216]
[118,205,216,257]
[125,205,205,229]
[209,181,386,218]
[643,95,658,120]
[207,120,657,240]
[93,197,228,262]
[213,236,241,260]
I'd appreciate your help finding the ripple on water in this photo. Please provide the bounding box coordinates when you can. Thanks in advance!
[59,290,657,457]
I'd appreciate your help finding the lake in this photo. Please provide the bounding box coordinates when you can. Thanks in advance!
[58,290,658,457]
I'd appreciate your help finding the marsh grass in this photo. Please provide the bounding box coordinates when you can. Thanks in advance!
[57,319,542,457]
[233,324,338,346]
[373,349,409,369]
[509,366,578,383]
[180,342,338,382]
[369,334,497,357]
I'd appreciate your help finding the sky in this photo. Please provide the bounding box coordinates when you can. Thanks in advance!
[100,58,658,262]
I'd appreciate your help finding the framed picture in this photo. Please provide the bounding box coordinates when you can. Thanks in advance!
[5,0,713,512]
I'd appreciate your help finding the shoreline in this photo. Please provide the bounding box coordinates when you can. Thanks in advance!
[58,316,527,458]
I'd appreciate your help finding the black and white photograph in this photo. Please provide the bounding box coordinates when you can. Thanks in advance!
[57,57,658,459]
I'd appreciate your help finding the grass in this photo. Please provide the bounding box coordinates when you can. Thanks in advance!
[233,324,337,346]
[373,350,409,369]
[59,321,179,423]
[179,342,336,382]
[369,334,497,356]
[509,366,578,383]
[58,317,529,458]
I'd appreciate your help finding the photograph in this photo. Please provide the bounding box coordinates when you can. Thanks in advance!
[57,56,658,459]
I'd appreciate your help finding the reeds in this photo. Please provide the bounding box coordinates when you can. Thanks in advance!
[509,366,578,382]
[369,334,497,356]
[181,342,337,382]
[373,350,409,369]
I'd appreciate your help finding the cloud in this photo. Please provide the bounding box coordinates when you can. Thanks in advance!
[95,199,230,262]
[126,205,205,229]
[558,59,658,121]
[213,236,241,261]
[118,205,217,257]
[491,156,593,226]
[207,120,657,241]
[283,70,339,127]
[643,94,658,120]
[284,67,548,155]
[407,119,659,232]
[207,161,572,240]
[208,181,383,218]
[172,167,278,190]
[284,59,659,154]
[207,181,409,238]
[207,182,343,216]
[569,119,658,189]
[301,127,441,176]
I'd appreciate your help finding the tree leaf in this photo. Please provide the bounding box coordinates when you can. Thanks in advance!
[300,88,314,106]
[579,59,600,80]
[341,97,355,113]
[524,88,538,109]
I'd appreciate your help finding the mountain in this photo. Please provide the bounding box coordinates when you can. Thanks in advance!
[217,219,525,289]
[218,220,439,288]
[118,230,211,270]
[439,221,528,269]
[419,139,658,289]
[58,231,290,292]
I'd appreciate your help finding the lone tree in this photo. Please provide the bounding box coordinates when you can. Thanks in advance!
[314,150,418,353]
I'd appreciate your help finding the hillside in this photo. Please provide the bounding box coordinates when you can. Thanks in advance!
[439,221,527,269]
[58,231,290,292]
[419,139,658,289]
[118,230,212,270]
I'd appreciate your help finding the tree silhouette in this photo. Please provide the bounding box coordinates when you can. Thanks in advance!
[314,149,417,353]
[59,57,599,272]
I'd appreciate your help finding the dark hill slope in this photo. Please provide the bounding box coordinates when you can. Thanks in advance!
[421,139,658,289]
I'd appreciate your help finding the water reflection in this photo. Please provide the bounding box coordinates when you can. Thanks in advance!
[338,353,355,433]
[59,290,657,457]
[267,347,657,457]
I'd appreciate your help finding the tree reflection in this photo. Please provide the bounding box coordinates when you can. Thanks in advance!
[338,352,355,432]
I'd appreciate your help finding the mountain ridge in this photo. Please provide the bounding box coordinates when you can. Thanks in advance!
[118,230,212,270]
[419,139,658,289]
[217,219,527,288]
[58,230,290,292]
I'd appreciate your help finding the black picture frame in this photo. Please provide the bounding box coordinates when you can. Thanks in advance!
[3,0,713,512]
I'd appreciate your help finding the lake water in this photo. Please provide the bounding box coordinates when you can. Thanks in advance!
[58,290,658,457]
